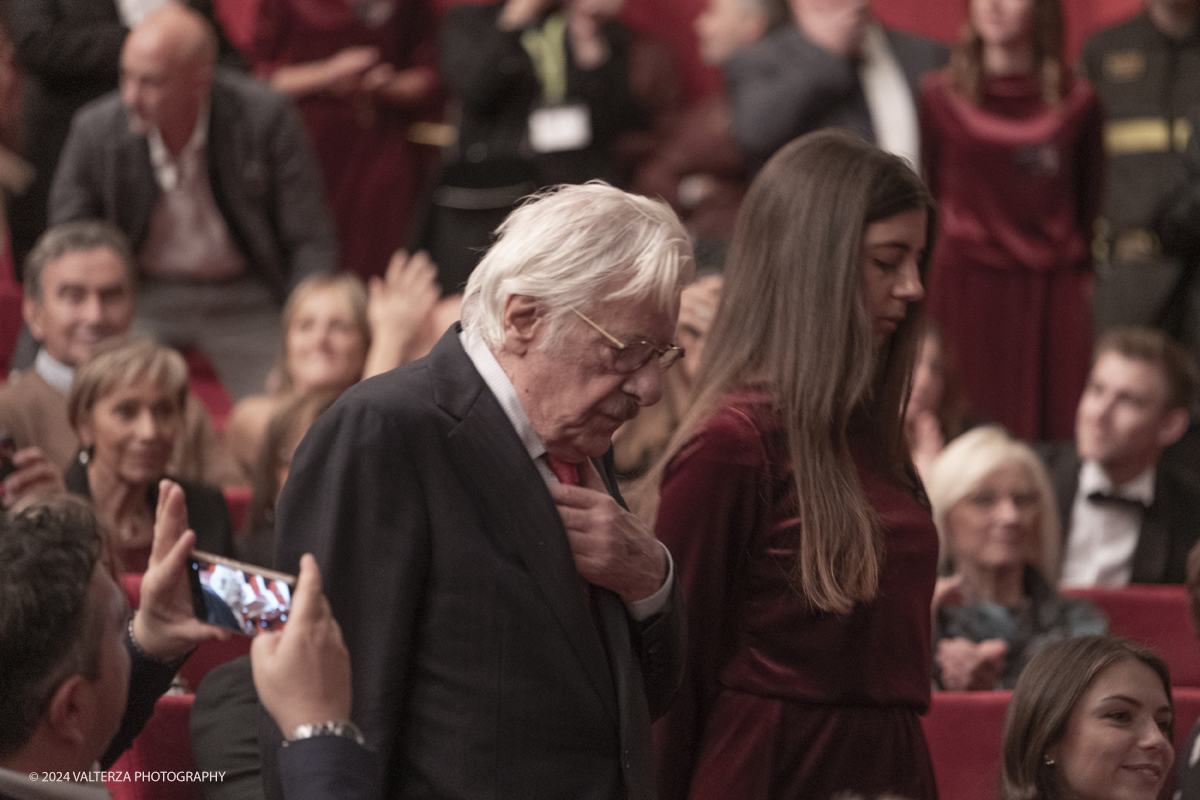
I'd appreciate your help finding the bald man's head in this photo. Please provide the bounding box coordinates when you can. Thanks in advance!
[119,3,216,143]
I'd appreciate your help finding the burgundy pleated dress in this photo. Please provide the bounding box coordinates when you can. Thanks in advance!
[920,70,1104,441]
[252,0,440,279]
[653,390,940,800]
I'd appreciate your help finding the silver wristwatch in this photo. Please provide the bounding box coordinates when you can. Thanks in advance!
[283,720,366,747]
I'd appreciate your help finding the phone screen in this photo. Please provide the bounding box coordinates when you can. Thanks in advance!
[189,550,296,637]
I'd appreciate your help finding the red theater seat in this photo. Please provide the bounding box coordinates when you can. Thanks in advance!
[1064,586,1200,687]
[223,485,252,533]
[107,694,202,800]
[922,690,1010,800]
[182,347,232,432]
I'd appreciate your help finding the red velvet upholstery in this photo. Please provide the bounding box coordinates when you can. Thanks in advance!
[921,690,1010,800]
[182,347,232,433]
[223,485,252,533]
[121,573,143,610]
[1064,586,1200,687]
[106,694,202,800]
[176,635,253,693]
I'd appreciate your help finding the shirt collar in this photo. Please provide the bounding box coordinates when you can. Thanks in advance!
[146,98,210,192]
[460,327,546,464]
[34,348,75,395]
[1079,459,1156,506]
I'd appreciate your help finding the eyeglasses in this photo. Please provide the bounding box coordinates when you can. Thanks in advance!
[571,308,685,373]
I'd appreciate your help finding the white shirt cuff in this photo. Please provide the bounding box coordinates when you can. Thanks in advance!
[625,541,674,621]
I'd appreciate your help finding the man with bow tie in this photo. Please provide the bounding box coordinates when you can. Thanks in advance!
[1040,326,1200,587]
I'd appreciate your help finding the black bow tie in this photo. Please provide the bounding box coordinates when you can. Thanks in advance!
[1086,491,1148,510]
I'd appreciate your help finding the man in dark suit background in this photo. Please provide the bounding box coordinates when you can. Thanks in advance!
[268,183,689,799]
[1040,326,1200,586]
[723,0,947,167]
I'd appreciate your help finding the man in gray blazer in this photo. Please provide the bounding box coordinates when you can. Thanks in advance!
[48,3,336,399]
[725,0,947,167]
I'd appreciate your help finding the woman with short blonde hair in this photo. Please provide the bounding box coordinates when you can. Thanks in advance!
[926,426,1105,691]
[68,337,233,571]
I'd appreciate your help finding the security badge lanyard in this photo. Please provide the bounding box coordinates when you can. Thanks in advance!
[522,13,592,153]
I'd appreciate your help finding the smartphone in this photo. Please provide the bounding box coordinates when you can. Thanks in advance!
[0,434,16,482]
[189,551,297,637]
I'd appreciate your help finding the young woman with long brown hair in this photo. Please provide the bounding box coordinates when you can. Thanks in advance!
[645,130,940,799]
[920,0,1104,440]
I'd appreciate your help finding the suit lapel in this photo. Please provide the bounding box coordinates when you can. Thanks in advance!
[113,132,158,249]
[433,330,620,723]
[1131,472,1171,583]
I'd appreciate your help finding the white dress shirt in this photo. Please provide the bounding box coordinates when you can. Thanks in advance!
[460,327,673,620]
[1060,460,1155,588]
[138,102,247,282]
[34,348,74,395]
[859,21,921,170]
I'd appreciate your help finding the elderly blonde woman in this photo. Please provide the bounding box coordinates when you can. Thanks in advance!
[926,426,1105,691]
[67,337,233,572]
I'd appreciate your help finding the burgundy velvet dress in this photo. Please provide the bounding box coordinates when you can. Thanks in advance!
[920,71,1104,441]
[653,390,939,800]
[253,0,440,278]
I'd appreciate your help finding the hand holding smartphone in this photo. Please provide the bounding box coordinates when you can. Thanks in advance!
[189,551,297,637]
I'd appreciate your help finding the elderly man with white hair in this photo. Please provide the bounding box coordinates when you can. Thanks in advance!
[266,182,691,800]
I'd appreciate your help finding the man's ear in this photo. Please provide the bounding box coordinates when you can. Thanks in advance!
[23,296,46,342]
[1158,407,1190,449]
[42,675,90,751]
[500,295,544,357]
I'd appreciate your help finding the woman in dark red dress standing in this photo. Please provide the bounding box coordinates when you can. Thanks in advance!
[252,0,440,279]
[645,131,940,800]
[920,0,1104,441]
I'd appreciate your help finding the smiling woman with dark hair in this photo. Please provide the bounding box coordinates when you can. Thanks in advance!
[999,636,1174,800]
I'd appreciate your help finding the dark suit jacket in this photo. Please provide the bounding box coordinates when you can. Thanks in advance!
[1038,441,1200,583]
[269,325,685,800]
[724,22,948,164]
[47,67,336,302]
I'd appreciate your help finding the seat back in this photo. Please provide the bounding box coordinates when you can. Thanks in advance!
[921,690,1011,800]
[106,694,202,800]
[1064,586,1200,687]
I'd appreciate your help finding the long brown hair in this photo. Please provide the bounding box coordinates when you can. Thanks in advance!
[998,636,1172,800]
[948,0,1065,107]
[639,131,936,614]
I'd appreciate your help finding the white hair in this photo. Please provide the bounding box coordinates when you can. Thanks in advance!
[460,182,695,351]
[925,426,1062,580]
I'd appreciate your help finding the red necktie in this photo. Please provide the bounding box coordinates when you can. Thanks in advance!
[546,455,580,486]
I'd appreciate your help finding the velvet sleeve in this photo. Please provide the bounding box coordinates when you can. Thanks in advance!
[651,406,770,800]
[918,73,944,199]
[271,390,433,796]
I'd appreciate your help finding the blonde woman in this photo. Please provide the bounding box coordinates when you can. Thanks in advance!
[926,426,1105,691]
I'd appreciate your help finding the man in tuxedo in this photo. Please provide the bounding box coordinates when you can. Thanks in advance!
[1040,326,1200,586]
[269,183,690,799]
